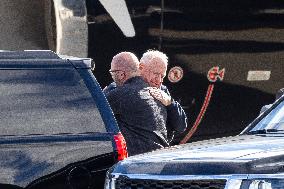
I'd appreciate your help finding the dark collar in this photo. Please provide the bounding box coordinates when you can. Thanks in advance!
[125,76,145,85]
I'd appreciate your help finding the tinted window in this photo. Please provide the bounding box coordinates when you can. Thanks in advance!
[251,100,284,131]
[0,69,106,135]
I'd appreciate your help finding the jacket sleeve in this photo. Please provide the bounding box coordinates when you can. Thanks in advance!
[167,100,188,132]
[105,88,122,115]
[162,86,188,133]
[103,82,117,96]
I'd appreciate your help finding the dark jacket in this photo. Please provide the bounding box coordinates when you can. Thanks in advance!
[160,85,187,141]
[106,77,168,156]
[104,81,188,143]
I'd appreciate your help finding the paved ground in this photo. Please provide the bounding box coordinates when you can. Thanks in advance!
[0,0,48,51]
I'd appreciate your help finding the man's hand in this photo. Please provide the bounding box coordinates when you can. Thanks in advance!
[149,87,172,106]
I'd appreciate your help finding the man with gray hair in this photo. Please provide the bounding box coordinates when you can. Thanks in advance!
[139,50,188,143]
[105,51,169,156]
[139,50,169,88]
[105,50,188,145]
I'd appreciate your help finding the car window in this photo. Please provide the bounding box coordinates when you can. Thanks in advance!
[0,69,106,135]
[250,100,284,132]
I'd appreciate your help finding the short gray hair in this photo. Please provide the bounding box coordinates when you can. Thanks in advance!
[112,51,139,72]
[140,50,168,66]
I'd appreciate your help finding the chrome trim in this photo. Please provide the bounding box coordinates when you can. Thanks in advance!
[107,173,284,189]
[83,59,92,68]
[108,173,245,189]
[111,173,247,180]
[247,173,284,179]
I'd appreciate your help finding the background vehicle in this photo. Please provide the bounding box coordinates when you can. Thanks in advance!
[0,0,134,58]
[1,0,283,141]
[105,94,284,189]
[89,0,284,142]
[0,50,127,189]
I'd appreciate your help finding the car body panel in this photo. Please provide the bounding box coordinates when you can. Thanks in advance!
[112,135,284,175]
[0,50,122,189]
[0,134,113,187]
[106,97,284,189]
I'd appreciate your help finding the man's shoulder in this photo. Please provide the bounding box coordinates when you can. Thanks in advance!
[103,82,117,95]
[107,82,134,97]
[105,84,126,100]
[107,77,149,99]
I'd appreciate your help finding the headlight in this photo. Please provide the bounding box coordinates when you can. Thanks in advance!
[226,175,284,189]
[241,179,284,189]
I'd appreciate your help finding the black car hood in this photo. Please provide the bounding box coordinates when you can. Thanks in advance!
[113,134,284,175]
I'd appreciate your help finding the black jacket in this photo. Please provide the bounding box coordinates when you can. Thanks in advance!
[106,77,168,156]
[104,81,188,143]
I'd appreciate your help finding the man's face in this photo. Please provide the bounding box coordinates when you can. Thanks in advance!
[109,63,125,86]
[141,59,167,88]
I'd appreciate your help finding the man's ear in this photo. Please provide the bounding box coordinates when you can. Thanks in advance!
[139,63,144,71]
[120,71,127,82]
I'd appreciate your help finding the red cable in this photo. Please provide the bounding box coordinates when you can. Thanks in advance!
[179,84,214,144]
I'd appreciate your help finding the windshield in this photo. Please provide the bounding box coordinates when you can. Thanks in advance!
[250,99,284,132]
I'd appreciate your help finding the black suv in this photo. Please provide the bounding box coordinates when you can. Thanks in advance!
[105,95,284,189]
[0,50,127,189]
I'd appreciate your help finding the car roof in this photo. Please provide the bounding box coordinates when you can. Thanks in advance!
[0,50,92,69]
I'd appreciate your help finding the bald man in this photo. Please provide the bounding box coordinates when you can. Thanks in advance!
[105,52,169,156]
